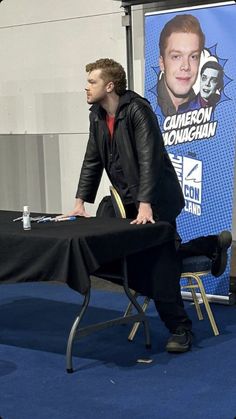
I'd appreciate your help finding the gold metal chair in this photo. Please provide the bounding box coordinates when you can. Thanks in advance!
[110,186,126,218]
[109,186,219,338]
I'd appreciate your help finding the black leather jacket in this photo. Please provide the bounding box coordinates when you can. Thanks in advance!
[76,90,184,222]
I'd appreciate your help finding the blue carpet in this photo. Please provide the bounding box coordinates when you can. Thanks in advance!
[0,282,236,419]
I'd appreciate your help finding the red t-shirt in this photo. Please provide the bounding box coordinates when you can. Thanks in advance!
[106,114,115,138]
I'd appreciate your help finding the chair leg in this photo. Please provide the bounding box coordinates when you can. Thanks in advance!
[122,259,151,348]
[186,277,204,321]
[124,272,219,341]
[123,291,139,317]
[190,286,204,320]
[189,273,219,336]
[128,297,150,341]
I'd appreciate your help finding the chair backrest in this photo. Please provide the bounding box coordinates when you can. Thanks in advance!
[109,186,126,219]
[96,195,116,217]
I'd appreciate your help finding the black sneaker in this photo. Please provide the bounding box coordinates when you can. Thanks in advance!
[166,329,193,353]
[211,231,232,277]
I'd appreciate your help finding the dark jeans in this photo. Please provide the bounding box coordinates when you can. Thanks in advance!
[96,197,192,333]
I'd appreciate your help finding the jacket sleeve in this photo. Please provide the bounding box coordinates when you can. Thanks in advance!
[75,114,104,203]
[128,100,165,204]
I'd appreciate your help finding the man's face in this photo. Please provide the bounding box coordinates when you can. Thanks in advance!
[200,67,219,100]
[159,32,201,103]
[85,69,110,104]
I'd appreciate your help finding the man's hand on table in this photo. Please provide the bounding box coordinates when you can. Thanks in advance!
[130,202,155,225]
[57,198,91,219]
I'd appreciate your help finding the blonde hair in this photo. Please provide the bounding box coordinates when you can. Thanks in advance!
[86,58,127,95]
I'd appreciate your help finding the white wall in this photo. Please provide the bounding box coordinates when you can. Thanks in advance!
[0,0,127,214]
[0,0,125,134]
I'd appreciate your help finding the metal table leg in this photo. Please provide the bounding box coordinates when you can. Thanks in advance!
[66,257,151,373]
[66,289,90,373]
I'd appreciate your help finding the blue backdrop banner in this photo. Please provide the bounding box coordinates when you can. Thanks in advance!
[145,3,236,297]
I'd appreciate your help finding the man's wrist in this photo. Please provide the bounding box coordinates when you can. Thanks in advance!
[76,197,84,205]
[139,202,151,208]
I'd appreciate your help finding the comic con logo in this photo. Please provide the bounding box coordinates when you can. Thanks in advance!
[169,154,202,216]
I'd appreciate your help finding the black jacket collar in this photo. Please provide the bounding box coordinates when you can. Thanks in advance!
[89,90,149,119]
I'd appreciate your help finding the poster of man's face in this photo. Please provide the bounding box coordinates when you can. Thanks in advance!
[199,61,224,104]
[156,13,224,117]
[144,4,236,297]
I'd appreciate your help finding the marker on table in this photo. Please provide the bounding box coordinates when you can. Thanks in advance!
[55,216,77,222]
[13,216,23,222]
[37,217,54,223]
[37,216,77,223]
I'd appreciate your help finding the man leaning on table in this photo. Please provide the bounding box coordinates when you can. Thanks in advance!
[63,58,231,353]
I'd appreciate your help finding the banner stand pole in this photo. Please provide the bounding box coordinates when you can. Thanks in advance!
[122,5,134,90]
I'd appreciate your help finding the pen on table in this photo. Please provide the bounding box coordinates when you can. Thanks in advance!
[37,217,54,223]
[37,216,77,223]
[14,216,48,223]
[55,216,77,222]
[13,216,23,222]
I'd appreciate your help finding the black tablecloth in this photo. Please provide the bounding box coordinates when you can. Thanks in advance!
[0,211,177,298]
